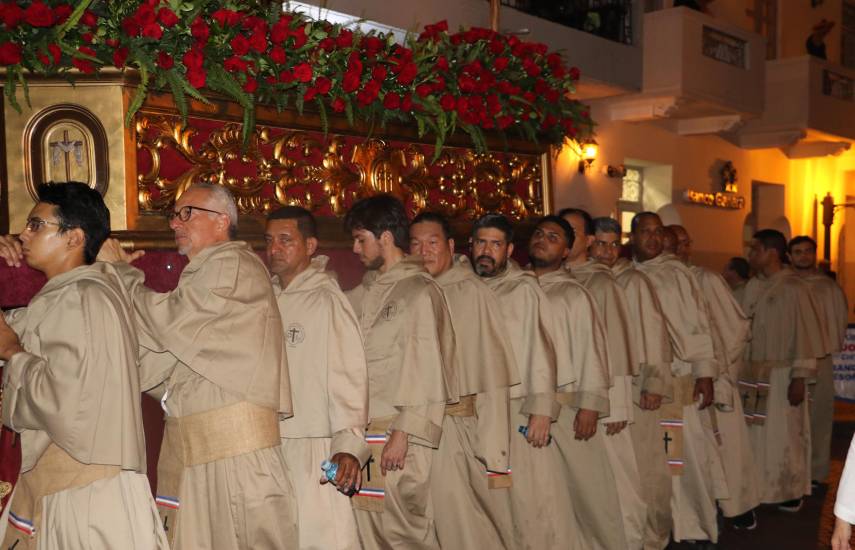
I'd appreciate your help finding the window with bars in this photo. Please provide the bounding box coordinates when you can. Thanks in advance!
[618,166,643,236]
[498,0,634,45]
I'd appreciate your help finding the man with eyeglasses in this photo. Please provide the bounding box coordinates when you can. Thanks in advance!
[98,183,297,550]
[558,208,646,550]
[0,182,168,548]
[590,216,675,550]
[668,224,760,530]
[630,212,722,548]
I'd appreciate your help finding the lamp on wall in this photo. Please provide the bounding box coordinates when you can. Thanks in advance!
[578,139,598,174]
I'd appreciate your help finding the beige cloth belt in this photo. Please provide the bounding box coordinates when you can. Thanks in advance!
[674,374,696,407]
[738,361,780,426]
[445,395,476,417]
[165,401,280,467]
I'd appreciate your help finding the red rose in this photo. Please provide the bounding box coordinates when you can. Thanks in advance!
[105,38,119,47]
[156,51,173,69]
[314,77,331,95]
[269,46,286,65]
[336,29,353,48]
[230,34,250,56]
[569,66,580,80]
[458,75,477,93]
[356,79,381,106]
[347,54,362,74]
[48,43,61,64]
[416,83,432,98]
[72,47,97,74]
[397,62,417,85]
[113,47,129,68]
[0,3,24,28]
[547,53,562,68]
[81,32,93,44]
[243,77,258,93]
[24,1,53,27]
[183,48,204,70]
[319,37,335,52]
[342,71,360,93]
[331,97,346,112]
[522,59,541,77]
[212,9,241,28]
[372,65,387,81]
[52,4,72,24]
[361,36,383,55]
[293,62,312,83]
[191,17,209,43]
[249,30,267,53]
[157,7,178,27]
[439,93,456,112]
[224,56,248,73]
[0,41,21,65]
[497,115,514,129]
[121,17,141,37]
[270,19,289,44]
[489,39,504,55]
[134,3,156,25]
[291,26,307,48]
[435,56,449,71]
[494,57,509,72]
[400,93,413,111]
[304,87,317,102]
[81,9,97,27]
[432,75,446,92]
[37,52,50,66]
[383,92,400,109]
[278,70,294,83]
[141,22,163,40]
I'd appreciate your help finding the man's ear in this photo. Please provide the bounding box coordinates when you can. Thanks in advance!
[448,238,455,253]
[585,234,595,248]
[507,241,514,258]
[306,237,319,256]
[65,227,86,254]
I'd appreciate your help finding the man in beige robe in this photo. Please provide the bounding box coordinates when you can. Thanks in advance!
[590,216,675,550]
[671,224,760,528]
[0,182,167,549]
[789,235,849,485]
[410,211,520,550]
[559,209,646,549]
[528,215,626,550]
[344,195,456,550]
[722,257,750,303]
[98,183,297,549]
[742,229,827,511]
[631,213,723,546]
[266,206,369,550]
[471,213,581,550]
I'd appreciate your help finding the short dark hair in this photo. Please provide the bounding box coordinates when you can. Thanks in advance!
[534,215,575,248]
[36,181,110,264]
[630,211,660,234]
[472,213,514,242]
[343,194,409,250]
[411,211,452,240]
[593,216,621,235]
[267,205,318,239]
[726,257,750,280]
[557,207,594,237]
[753,229,787,262]
[788,235,817,253]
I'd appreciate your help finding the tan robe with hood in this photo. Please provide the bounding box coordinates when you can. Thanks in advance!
[346,256,456,550]
[431,255,520,550]
[274,255,369,550]
[1,263,167,550]
[115,240,297,550]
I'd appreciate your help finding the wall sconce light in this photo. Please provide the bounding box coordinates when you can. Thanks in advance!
[603,164,627,178]
[578,139,598,174]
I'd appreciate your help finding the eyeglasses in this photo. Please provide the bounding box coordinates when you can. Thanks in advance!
[25,217,63,233]
[167,205,225,223]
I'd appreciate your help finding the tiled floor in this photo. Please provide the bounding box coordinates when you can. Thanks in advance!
[667,401,855,550]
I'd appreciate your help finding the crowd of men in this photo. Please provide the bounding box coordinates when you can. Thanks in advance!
[0,181,847,550]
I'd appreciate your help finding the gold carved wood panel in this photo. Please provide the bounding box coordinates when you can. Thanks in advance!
[134,114,547,223]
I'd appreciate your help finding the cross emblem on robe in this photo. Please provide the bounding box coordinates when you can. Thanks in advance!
[663,432,673,454]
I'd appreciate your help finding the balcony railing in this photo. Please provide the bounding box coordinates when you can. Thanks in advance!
[498,0,633,45]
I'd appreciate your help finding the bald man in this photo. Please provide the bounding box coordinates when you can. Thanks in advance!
[669,224,760,529]
[99,184,297,549]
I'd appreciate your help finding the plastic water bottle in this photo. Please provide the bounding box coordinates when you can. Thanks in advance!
[518,425,552,445]
[321,459,338,482]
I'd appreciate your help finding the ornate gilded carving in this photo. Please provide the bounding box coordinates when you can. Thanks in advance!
[135,114,546,221]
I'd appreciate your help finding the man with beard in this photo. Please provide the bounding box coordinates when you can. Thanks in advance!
[742,230,826,512]
[97,183,297,549]
[266,206,369,550]
[558,208,646,549]
[528,214,625,550]
[410,211,520,550]
[470,213,579,549]
[344,195,456,550]
[788,236,848,487]
[590,216,674,550]
[669,224,760,530]
[0,182,168,549]
[630,212,722,547]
